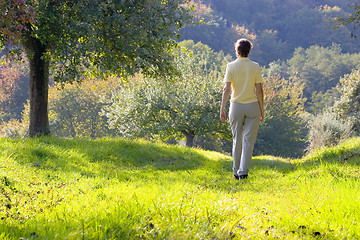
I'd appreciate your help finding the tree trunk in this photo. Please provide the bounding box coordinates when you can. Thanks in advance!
[182,129,195,147]
[27,37,50,137]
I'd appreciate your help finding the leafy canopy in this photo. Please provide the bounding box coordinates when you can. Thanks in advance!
[333,69,360,134]
[0,0,192,81]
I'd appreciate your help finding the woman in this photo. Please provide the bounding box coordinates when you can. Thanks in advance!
[220,38,264,180]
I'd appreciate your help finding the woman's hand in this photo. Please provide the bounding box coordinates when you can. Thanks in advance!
[220,110,227,123]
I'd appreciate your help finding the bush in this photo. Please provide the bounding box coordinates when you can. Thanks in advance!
[307,110,353,152]
[0,119,27,138]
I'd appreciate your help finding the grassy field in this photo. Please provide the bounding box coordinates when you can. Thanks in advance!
[0,137,359,239]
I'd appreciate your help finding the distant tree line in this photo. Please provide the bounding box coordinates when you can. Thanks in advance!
[181,0,359,66]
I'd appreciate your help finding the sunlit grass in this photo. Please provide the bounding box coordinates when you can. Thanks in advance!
[0,137,359,239]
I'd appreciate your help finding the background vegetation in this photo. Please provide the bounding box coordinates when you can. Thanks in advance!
[1,0,360,156]
[181,0,359,65]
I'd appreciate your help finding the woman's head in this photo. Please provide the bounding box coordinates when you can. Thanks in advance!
[235,38,252,57]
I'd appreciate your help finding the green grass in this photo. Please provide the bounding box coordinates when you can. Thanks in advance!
[0,137,359,239]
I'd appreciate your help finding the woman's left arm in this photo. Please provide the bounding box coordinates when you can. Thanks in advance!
[255,83,264,121]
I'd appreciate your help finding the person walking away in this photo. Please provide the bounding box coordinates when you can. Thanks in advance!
[220,38,264,180]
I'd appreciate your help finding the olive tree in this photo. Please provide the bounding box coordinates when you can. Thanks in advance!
[103,42,230,147]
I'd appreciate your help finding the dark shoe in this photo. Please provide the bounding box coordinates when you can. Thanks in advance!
[234,174,239,180]
[239,174,248,179]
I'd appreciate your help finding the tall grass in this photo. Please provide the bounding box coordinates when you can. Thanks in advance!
[0,137,359,239]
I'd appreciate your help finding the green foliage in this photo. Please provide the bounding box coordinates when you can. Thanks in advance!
[1,0,192,80]
[250,29,291,64]
[180,0,226,52]
[179,40,232,71]
[47,79,118,138]
[0,119,27,138]
[306,69,360,152]
[180,2,258,62]
[333,69,360,134]
[268,44,360,113]
[11,78,120,139]
[255,75,307,157]
[288,44,360,97]
[104,41,230,147]
[307,87,340,114]
[0,0,36,54]
[0,136,360,239]
[1,0,192,136]
[181,0,359,65]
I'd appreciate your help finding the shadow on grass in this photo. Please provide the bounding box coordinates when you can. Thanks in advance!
[6,137,359,193]
[6,137,229,175]
[3,137,302,184]
[252,157,297,173]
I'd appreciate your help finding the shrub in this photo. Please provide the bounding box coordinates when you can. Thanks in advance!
[307,110,353,151]
[0,119,27,138]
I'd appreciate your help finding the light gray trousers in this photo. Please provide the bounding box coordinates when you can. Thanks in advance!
[229,101,261,176]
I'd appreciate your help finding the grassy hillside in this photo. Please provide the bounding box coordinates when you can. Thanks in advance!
[0,137,359,239]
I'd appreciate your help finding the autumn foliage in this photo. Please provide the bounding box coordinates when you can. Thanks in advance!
[0,56,29,120]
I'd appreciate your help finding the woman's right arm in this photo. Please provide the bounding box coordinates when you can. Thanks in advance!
[220,82,231,123]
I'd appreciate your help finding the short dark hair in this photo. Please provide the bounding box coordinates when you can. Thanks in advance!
[235,38,253,57]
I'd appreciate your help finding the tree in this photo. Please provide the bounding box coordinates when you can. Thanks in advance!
[104,42,230,147]
[333,69,360,134]
[287,44,360,98]
[180,0,259,60]
[0,0,191,137]
[254,75,307,157]
[179,40,232,71]
[251,29,291,65]
[307,87,340,114]
[180,0,360,66]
